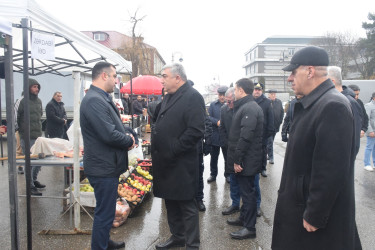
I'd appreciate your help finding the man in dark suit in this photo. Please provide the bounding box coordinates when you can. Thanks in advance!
[80,62,135,250]
[152,63,205,249]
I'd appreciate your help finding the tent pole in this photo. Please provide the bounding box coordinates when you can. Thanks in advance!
[22,17,32,250]
[72,71,81,229]
[4,32,20,250]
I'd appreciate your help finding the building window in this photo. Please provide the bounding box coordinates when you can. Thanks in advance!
[254,50,256,59]
[94,33,106,41]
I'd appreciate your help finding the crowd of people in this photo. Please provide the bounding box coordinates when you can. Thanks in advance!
[13,45,371,249]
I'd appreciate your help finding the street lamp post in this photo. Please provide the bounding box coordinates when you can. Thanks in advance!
[172,51,183,63]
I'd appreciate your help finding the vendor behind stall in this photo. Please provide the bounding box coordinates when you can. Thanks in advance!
[46,91,67,139]
[17,78,45,196]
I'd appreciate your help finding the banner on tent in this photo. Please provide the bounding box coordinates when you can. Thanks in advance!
[31,32,55,60]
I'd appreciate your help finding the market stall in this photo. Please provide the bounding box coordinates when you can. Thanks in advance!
[0,1,132,248]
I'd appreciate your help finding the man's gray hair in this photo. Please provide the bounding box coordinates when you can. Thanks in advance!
[225,87,235,97]
[327,66,342,86]
[53,91,62,97]
[162,63,187,82]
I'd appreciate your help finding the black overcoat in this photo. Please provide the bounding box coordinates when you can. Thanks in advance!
[272,79,362,250]
[255,94,275,143]
[152,83,205,200]
[46,98,66,138]
[226,95,263,176]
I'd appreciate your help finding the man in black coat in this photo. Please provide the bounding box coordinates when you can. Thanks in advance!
[281,95,303,142]
[272,46,362,250]
[152,63,205,250]
[80,62,135,250]
[207,86,229,183]
[132,95,144,115]
[46,91,67,139]
[348,84,368,137]
[266,89,284,164]
[220,87,241,216]
[328,66,363,155]
[253,82,275,177]
[226,78,263,240]
[121,93,130,115]
[253,83,274,216]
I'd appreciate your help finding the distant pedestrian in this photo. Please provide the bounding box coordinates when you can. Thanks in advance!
[152,63,205,249]
[220,87,241,216]
[280,95,303,142]
[14,93,24,174]
[207,86,229,183]
[80,62,135,250]
[267,89,284,164]
[364,92,375,172]
[121,93,131,115]
[147,95,159,124]
[348,84,368,137]
[17,78,44,196]
[328,66,363,155]
[46,91,67,139]
[132,95,144,115]
[253,82,274,216]
[226,78,263,240]
[253,82,275,177]
[272,46,362,250]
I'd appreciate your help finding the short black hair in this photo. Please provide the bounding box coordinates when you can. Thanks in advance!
[348,84,360,92]
[92,62,115,81]
[235,78,254,95]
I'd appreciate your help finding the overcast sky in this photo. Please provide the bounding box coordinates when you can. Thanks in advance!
[35,0,372,93]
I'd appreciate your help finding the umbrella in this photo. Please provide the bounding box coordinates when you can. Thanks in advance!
[120,75,163,95]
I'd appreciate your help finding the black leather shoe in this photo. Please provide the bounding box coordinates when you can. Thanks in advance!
[222,205,240,215]
[197,200,206,211]
[226,177,230,183]
[261,170,267,177]
[108,239,125,249]
[30,187,42,196]
[227,217,243,226]
[269,159,274,164]
[230,227,256,239]
[207,176,216,183]
[155,237,185,249]
[256,207,261,217]
[34,181,46,188]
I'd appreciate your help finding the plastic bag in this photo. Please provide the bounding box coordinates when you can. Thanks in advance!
[112,198,131,228]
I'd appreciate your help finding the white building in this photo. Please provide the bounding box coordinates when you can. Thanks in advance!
[243,36,324,92]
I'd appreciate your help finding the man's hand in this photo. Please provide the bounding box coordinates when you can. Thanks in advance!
[360,130,365,138]
[234,163,243,173]
[303,219,318,232]
[217,120,221,127]
[369,132,375,138]
[127,133,136,151]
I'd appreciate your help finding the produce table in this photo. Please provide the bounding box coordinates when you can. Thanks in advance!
[16,156,84,226]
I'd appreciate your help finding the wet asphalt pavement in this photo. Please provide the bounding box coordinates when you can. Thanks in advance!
[0,133,375,250]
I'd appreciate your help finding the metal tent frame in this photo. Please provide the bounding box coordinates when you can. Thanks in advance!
[0,1,132,249]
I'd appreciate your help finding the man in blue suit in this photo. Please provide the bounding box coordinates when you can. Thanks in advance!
[81,62,135,250]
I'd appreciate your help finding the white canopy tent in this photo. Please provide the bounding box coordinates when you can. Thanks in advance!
[0,1,132,249]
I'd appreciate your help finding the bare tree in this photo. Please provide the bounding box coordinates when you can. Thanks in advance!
[312,32,359,79]
[114,9,153,78]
